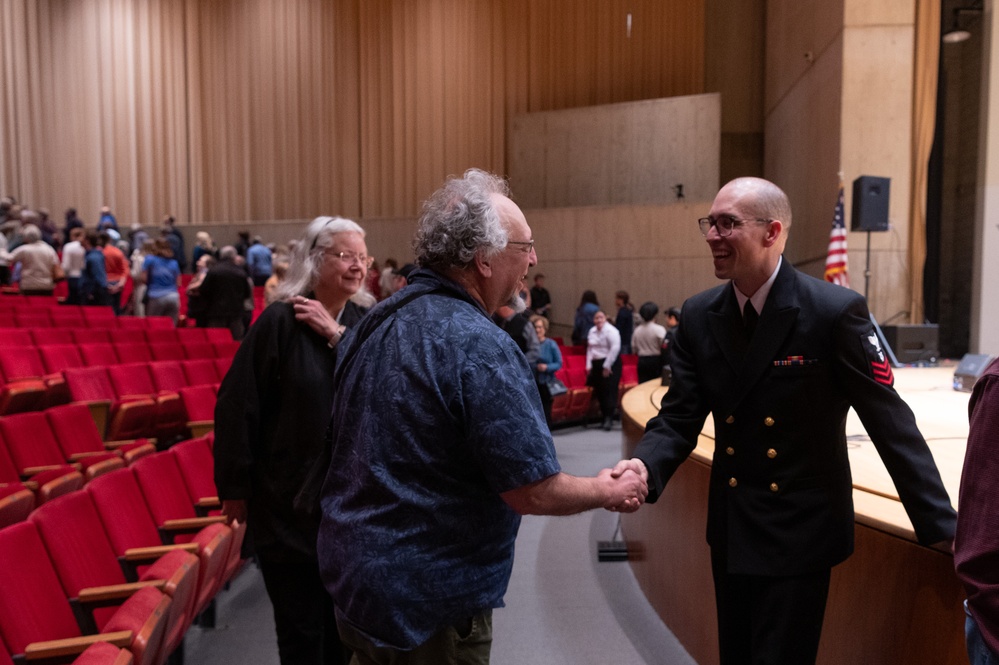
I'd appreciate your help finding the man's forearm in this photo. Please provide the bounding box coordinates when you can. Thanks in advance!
[502,469,646,516]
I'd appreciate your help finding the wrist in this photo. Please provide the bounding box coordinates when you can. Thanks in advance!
[327,325,346,348]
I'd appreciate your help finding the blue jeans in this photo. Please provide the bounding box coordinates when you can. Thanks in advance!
[966,600,998,665]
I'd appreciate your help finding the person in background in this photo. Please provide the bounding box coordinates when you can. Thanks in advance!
[128,222,150,256]
[192,231,219,266]
[185,254,216,327]
[390,263,417,294]
[531,314,563,428]
[234,230,251,257]
[100,232,129,314]
[80,231,110,306]
[162,215,187,273]
[214,216,372,665]
[246,235,273,287]
[264,261,289,307]
[63,208,84,245]
[572,290,600,346]
[954,355,999,664]
[586,310,622,431]
[662,305,682,371]
[614,290,635,354]
[198,246,253,340]
[130,239,154,317]
[37,209,58,248]
[493,302,539,367]
[379,258,398,300]
[611,177,955,665]
[2,223,59,296]
[365,259,382,301]
[62,227,87,304]
[632,301,667,384]
[142,237,181,324]
[529,273,552,318]
[317,169,645,664]
[98,205,118,231]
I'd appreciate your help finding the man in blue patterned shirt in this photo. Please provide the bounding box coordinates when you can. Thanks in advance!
[318,169,647,664]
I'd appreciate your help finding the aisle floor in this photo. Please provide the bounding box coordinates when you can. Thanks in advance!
[183,424,697,665]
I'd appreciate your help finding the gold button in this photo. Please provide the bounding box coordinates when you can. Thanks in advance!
[725,415,735,424]
[770,482,779,492]
[767,448,777,459]
[726,447,735,456]
[764,417,775,427]
[729,477,738,487]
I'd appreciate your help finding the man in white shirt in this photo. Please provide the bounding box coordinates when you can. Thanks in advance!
[586,310,622,430]
[62,227,86,304]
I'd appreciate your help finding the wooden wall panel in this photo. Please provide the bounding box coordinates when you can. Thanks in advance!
[509,94,721,208]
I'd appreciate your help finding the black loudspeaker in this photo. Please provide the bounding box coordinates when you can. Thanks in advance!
[851,175,891,232]
[881,324,939,364]
[953,353,996,392]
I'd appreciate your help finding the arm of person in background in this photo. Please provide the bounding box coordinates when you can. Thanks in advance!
[502,468,647,516]
[603,326,621,377]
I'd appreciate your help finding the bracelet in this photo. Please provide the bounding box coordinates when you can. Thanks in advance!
[327,326,345,349]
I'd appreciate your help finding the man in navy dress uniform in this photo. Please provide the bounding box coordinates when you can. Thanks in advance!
[612,177,956,665]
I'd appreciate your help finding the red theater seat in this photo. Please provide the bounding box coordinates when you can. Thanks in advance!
[0,521,170,665]
[0,411,123,482]
[46,403,155,465]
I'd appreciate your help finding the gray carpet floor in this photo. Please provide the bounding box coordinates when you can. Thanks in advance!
[183,423,697,664]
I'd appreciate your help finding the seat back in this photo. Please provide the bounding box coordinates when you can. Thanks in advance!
[63,366,117,402]
[182,343,216,360]
[0,346,47,381]
[203,328,233,344]
[114,343,153,364]
[114,329,148,344]
[178,386,216,424]
[50,310,86,328]
[148,362,186,393]
[0,411,66,472]
[85,469,162,553]
[107,364,157,400]
[170,437,217,503]
[213,356,233,381]
[130,453,198,524]
[39,344,86,374]
[175,329,207,344]
[13,312,51,328]
[73,329,113,345]
[149,343,185,362]
[0,329,34,348]
[30,328,75,345]
[144,329,178,345]
[77,342,118,367]
[30,492,127,628]
[46,403,106,459]
[0,521,84,655]
[181,360,218,387]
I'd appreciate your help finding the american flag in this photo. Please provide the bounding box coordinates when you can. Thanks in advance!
[824,185,849,287]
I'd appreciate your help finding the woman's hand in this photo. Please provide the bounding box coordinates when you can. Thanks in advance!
[537,363,548,373]
[291,295,342,343]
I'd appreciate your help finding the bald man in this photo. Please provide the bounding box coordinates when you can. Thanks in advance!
[613,177,955,664]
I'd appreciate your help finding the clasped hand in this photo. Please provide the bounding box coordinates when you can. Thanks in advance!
[598,465,648,513]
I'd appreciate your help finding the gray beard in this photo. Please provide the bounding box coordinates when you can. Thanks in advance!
[508,293,527,314]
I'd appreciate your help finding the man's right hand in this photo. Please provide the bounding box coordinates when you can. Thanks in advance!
[221,499,247,525]
[610,457,649,483]
[598,468,647,513]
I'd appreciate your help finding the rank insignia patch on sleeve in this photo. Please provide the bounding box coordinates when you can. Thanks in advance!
[862,331,894,386]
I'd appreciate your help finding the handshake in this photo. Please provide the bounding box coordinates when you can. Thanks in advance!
[598,458,650,514]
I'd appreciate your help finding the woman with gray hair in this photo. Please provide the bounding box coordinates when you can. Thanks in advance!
[214,215,372,665]
[1,223,60,295]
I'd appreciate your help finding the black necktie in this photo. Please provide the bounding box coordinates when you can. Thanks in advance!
[743,300,758,339]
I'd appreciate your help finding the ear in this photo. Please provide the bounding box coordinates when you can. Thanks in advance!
[763,220,783,247]
[473,251,492,278]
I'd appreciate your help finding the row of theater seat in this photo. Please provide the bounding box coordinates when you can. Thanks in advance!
[0,326,235,347]
[0,305,174,330]
[0,434,243,665]
[549,349,640,425]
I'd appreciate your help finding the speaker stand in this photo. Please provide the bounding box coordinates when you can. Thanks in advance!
[864,230,872,302]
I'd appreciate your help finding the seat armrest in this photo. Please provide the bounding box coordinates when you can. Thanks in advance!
[24,630,132,661]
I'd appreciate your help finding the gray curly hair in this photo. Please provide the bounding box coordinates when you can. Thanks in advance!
[275,216,366,300]
[412,168,510,272]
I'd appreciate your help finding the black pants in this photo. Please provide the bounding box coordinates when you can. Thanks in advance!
[256,553,348,665]
[537,382,553,428]
[588,357,622,420]
[636,355,663,384]
[710,549,830,665]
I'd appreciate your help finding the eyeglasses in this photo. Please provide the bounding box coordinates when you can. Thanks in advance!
[328,251,374,268]
[507,239,535,253]
[697,215,770,238]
